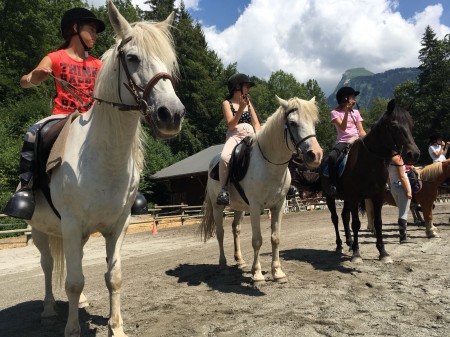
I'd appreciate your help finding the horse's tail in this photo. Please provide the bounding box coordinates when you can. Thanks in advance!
[49,235,65,287]
[358,199,366,215]
[199,189,216,242]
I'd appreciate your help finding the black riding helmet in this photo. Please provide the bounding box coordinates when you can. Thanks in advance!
[60,8,105,51]
[226,73,255,99]
[336,86,360,104]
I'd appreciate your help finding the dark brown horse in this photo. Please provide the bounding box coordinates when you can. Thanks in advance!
[369,160,450,238]
[321,102,420,263]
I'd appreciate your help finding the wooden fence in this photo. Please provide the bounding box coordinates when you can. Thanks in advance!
[2,194,449,245]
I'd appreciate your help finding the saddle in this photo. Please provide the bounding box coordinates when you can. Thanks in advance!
[34,113,80,218]
[210,136,254,204]
[321,149,349,178]
[407,168,422,194]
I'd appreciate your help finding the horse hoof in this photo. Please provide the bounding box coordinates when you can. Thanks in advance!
[274,276,288,283]
[235,259,246,268]
[380,255,393,264]
[336,247,343,253]
[78,300,89,309]
[426,230,440,238]
[351,256,363,264]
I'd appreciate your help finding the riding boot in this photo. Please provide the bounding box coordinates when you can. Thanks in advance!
[3,141,36,220]
[398,218,409,243]
[216,187,230,205]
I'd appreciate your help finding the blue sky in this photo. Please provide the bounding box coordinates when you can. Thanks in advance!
[183,1,450,31]
[92,0,450,94]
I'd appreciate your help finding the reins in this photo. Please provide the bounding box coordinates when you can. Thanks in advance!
[257,106,316,165]
[51,36,175,117]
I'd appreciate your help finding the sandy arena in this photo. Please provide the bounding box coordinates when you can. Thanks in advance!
[0,204,449,337]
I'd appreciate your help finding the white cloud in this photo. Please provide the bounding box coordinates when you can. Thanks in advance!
[202,0,450,95]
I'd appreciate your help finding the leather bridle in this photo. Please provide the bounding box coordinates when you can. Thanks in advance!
[257,107,317,165]
[94,36,176,115]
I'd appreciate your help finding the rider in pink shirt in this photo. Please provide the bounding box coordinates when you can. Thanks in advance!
[328,87,366,196]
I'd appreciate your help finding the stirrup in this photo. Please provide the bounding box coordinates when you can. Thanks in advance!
[3,188,36,220]
[216,190,230,205]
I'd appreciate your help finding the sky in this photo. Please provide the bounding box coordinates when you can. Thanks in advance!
[91,0,450,95]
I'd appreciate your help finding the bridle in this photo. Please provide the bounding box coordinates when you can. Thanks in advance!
[360,120,404,160]
[52,36,175,116]
[257,107,317,165]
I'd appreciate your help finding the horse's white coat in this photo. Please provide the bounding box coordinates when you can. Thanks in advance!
[201,96,323,282]
[27,1,184,336]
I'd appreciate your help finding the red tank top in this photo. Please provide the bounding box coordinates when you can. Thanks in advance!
[48,50,102,115]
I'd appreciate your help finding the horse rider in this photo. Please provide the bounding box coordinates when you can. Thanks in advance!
[4,7,105,219]
[328,86,366,196]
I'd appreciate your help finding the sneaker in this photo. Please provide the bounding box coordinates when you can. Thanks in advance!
[216,189,230,205]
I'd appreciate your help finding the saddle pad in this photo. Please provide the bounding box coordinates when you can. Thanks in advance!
[46,111,81,174]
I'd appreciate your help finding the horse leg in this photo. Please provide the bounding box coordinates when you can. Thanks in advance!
[249,207,265,283]
[270,203,287,282]
[78,236,90,309]
[61,219,84,337]
[232,211,246,266]
[422,202,439,238]
[372,199,393,264]
[32,228,57,318]
[365,199,375,233]
[349,203,363,263]
[326,196,342,252]
[104,218,129,337]
[213,206,227,268]
[341,202,353,249]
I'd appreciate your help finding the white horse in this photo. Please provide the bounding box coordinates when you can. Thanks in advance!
[200,96,323,283]
[27,2,184,336]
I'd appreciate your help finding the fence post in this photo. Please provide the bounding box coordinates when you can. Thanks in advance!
[25,224,33,246]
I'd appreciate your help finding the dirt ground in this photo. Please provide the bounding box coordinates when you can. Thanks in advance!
[0,203,449,337]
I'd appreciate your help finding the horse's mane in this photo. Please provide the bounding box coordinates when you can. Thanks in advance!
[418,162,443,181]
[257,97,319,154]
[375,105,413,129]
[89,19,178,175]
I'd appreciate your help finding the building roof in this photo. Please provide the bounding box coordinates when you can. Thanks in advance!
[150,144,224,180]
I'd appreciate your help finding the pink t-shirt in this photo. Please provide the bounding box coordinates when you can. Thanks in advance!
[48,50,102,115]
[330,109,363,144]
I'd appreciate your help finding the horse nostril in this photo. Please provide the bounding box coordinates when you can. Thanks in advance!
[157,106,170,123]
[306,150,316,161]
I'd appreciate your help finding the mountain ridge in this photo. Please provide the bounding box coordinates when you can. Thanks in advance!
[327,67,420,108]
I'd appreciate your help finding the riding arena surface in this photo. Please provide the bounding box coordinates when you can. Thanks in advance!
[0,204,449,337]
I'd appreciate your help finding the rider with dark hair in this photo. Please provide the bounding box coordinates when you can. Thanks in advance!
[216,73,261,205]
[4,8,105,219]
[328,86,366,196]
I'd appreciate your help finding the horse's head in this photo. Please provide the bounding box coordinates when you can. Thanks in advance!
[380,101,420,164]
[96,0,185,139]
[276,96,323,168]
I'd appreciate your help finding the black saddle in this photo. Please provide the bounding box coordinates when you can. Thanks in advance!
[34,116,68,218]
[210,136,254,204]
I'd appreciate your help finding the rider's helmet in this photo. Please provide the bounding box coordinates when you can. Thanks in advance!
[131,191,148,215]
[226,73,255,99]
[60,8,105,40]
[335,86,360,104]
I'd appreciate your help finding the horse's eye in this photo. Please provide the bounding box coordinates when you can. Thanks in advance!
[288,120,298,128]
[127,54,139,62]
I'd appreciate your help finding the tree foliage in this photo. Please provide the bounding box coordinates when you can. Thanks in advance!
[1,0,437,207]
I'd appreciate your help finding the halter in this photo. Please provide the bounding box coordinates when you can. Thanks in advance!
[52,36,175,116]
[257,107,317,165]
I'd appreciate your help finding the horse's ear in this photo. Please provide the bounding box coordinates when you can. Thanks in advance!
[309,96,316,103]
[163,11,176,27]
[108,0,132,38]
[276,95,288,110]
